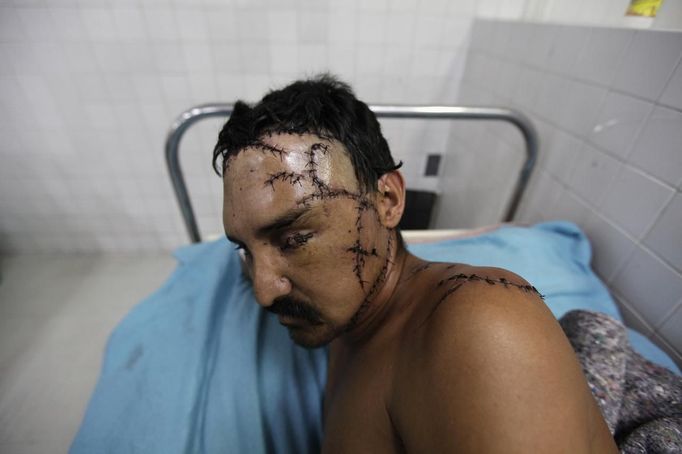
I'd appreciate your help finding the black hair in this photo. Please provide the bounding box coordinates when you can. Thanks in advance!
[212,73,401,193]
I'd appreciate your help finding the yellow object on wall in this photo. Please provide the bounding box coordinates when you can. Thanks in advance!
[626,0,665,17]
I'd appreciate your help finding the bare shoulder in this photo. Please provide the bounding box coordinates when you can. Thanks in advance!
[392,264,617,453]
[414,264,552,346]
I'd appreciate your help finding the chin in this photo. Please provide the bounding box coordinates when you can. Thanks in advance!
[287,324,339,349]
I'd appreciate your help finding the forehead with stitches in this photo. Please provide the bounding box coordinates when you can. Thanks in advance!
[224,134,360,199]
[222,134,366,232]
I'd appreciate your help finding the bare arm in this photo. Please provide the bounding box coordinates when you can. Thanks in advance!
[396,270,617,453]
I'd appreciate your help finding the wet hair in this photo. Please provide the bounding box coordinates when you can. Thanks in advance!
[212,73,401,194]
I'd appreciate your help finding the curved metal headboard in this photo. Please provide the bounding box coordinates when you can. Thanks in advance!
[165,104,538,243]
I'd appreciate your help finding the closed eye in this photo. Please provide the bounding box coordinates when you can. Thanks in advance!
[280,232,314,251]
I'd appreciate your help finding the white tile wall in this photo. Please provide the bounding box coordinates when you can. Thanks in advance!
[451,18,682,364]
[1,0,478,254]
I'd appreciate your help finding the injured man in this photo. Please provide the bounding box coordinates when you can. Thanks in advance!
[214,74,618,453]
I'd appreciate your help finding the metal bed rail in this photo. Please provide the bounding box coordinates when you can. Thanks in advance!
[165,104,538,244]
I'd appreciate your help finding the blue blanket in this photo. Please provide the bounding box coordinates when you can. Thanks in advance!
[71,222,679,453]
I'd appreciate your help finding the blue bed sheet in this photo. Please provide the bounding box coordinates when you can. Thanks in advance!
[71,221,679,454]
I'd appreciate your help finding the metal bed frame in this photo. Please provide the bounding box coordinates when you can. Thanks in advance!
[165,104,538,244]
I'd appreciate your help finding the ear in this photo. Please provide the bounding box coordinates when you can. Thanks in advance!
[376,171,406,229]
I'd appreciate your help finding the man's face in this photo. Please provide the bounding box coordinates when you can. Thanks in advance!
[223,133,392,348]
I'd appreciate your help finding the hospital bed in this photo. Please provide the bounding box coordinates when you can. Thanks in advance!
[70,104,680,454]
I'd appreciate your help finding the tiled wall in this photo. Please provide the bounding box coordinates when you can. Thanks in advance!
[0,0,475,252]
[2,0,681,254]
[447,18,682,363]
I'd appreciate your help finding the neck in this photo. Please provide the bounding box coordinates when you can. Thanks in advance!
[339,230,416,348]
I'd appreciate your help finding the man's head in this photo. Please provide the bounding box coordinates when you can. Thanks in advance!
[214,74,405,348]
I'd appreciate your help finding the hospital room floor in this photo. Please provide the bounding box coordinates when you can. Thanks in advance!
[0,253,177,454]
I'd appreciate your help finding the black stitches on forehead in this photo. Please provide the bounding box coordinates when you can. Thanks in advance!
[224,138,289,172]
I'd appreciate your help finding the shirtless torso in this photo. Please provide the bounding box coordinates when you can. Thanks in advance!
[218,126,617,453]
[322,256,618,454]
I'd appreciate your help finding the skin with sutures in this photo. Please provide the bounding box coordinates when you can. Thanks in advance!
[222,133,618,453]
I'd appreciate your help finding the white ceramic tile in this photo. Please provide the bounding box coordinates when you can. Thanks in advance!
[554,79,608,137]
[468,19,493,51]
[573,27,634,87]
[80,7,118,41]
[327,10,355,45]
[523,170,563,222]
[512,67,542,110]
[629,105,682,187]
[599,165,674,240]
[657,302,682,352]
[588,90,654,159]
[119,42,156,74]
[659,59,682,112]
[0,7,26,42]
[532,71,564,121]
[476,0,499,18]
[414,14,444,47]
[491,21,515,57]
[525,23,555,68]
[234,8,272,44]
[212,44,243,74]
[131,74,165,102]
[492,60,521,102]
[584,210,637,282]
[548,190,592,227]
[612,30,682,102]
[298,11,328,44]
[142,6,180,42]
[48,7,88,42]
[441,18,471,49]
[568,144,622,207]
[327,44,355,79]
[111,6,147,43]
[384,13,415,46]
[175,8,210,43]
[241,43,271,73]
[611,246,682,328]
[16,7,57,42]
[182,43,213,72]
[543,128,582,185]
[91,42,129,73]
[206,7,238,43]
[160,74,191,102]
[546,24,591,78]
[153,42,188,73]
[644,193,682,273]
[215,73,245,101]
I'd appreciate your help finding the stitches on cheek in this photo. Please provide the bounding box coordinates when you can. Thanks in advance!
[346,198,381,289]
[346,227,393,331]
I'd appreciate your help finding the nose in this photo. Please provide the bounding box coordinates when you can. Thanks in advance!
[250,252,292,307]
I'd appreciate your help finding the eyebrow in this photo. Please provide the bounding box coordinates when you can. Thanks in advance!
[226,205,314,244]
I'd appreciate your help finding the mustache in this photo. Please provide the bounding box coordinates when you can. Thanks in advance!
[267,296,321,323]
